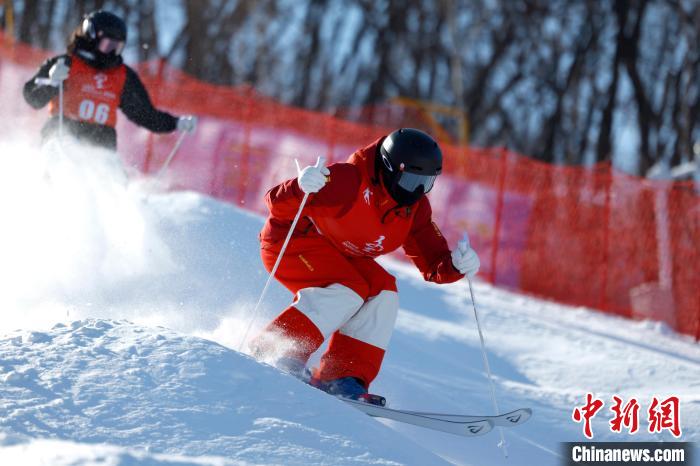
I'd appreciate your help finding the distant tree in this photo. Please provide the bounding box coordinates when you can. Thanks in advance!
[6,0,699,176]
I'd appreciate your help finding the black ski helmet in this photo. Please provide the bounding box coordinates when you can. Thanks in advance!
[81,10,127,42]
[378,128,443,205]
[71,10,127,69]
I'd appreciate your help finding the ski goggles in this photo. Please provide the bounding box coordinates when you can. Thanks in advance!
[97,37,125,55]
[396,171,437,193]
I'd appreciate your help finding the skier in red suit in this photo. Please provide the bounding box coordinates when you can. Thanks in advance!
[252,128,480,403]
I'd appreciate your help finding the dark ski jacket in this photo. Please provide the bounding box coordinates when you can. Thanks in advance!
[23,54,178,150]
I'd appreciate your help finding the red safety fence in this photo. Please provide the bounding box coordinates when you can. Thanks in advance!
[2,34,698,340]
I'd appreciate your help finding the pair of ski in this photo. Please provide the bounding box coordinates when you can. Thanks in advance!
[342,398,531,438]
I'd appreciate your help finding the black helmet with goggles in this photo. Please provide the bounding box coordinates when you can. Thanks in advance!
[73,10,126,69]
[379,128,442,206]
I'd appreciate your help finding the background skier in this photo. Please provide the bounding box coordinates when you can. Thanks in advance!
[252,128,481,404]
[22,10,196,150]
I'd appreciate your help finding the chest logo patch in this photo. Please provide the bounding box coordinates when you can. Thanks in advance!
[363,235,385,253]
[363,187,372,205]
[94,73,108,89]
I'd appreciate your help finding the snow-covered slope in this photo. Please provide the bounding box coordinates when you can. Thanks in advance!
[1,138,698,465]
[0,319,446,465]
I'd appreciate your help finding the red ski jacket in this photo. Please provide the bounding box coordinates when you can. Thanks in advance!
[260,137,464,284]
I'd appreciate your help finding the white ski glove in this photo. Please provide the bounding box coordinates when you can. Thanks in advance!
[451,234,480,278]
[296,157,329,194]
[46,59,69,86]
[177,115,198,133]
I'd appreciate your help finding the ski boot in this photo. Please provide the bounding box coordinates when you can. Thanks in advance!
[311,376,386,406]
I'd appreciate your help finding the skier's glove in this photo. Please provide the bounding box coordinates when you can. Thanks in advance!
[177,115,198,133]
[46,59,69,87]
[297,158,329,194]
[451,238,480,278]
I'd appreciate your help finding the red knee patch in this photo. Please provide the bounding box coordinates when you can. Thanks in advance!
[315,332,385,387]
[250,307,324,362]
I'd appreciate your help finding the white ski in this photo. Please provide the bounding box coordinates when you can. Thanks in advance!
[342,398,494,437]
[402,407,532,427]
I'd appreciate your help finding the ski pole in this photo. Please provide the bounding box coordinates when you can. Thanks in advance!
[238,156,326,352]
[155,130,189,180]
[58,63,64,141]
[36,58,66,141]
[459,233,508,457]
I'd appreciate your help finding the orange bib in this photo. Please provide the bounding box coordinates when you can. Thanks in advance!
[49,56,126,128]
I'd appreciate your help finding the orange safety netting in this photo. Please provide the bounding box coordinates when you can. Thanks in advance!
[2,34,698,340]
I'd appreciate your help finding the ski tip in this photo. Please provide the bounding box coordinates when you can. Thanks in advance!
[504,408,532,426]
[466,419,494,436]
